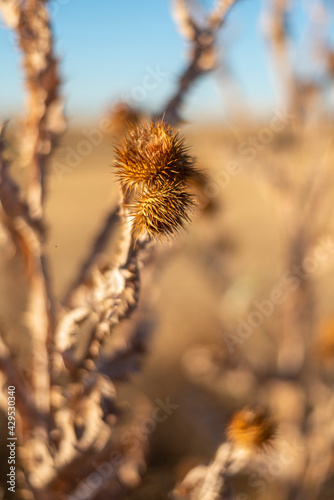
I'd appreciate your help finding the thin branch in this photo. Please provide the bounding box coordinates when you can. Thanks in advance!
[261,0,296,111]
[160,0,238,124]
[171,442,248,500]
[0,0,65,408]
[56,208,151,376]
[208,0,238,30]
[172,0,198,40]
[0,122,52,412]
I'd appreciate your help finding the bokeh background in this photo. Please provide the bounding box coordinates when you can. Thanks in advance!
[1,1,334,499]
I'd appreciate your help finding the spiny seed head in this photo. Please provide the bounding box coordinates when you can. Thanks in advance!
[114,119,198,193]
[114,119,199,241]
[129,183,194,241]
[227,407,277,452]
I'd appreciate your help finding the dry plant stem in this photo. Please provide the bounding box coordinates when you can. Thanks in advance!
[12,0,65,217]
[262,0,296,112]
[52,204,151,491]
[57,203,149,374]
[162,0,238,124]
[16,0,62,331]
[172,443,249,500]
[163,41,212,125]
[0,6,66,488]
[208,0,238,30]
[194,444,233,500]
[46,404,150,500]
[0,128,58,495]
[0,0,65,404]
[0,127,52,415]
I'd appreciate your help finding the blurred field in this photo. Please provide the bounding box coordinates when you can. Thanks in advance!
[26,122,333,498]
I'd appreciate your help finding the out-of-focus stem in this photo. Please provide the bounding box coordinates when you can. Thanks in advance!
[0,0,65,410]
[161,0,238,124]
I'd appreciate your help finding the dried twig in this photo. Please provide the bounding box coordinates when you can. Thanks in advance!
[261,0,296,111]
[0,123,53,415]
[172,443,247,500]
[161,0,238,124]
[0,0,65,407]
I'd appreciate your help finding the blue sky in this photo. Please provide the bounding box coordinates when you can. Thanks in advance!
[0,0,333,122]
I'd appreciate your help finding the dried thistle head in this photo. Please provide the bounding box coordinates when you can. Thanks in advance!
[114,119,198,193]
[227,407,277,452]
[130,183,194,241]
[114,119,199,241]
